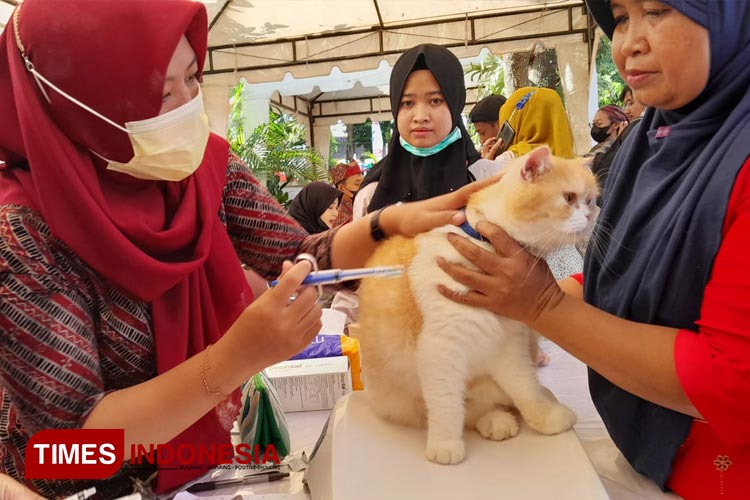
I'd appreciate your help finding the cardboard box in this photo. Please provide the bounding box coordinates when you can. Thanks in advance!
[265,356,352,412]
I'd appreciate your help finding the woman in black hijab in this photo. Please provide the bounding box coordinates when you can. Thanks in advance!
[361,44,480,213]
[288,181,343,234]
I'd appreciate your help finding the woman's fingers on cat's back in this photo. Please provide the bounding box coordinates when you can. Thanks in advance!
[408,175,502,218]
[384,204,461,236]
[436,258,493,303]
[438,255,472,285]
[437,283,487,308]
[426,210,467,230]
[445,174,503,206]
[443,235,503,279]
[475,222,521,257]
[387,177,504,235]
[469,173,503,192]
[446,232,482,257]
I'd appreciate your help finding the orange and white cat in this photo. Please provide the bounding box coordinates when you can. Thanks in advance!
[356,146,598,465]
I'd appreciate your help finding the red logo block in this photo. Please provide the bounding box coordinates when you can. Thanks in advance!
[25,429,124,479]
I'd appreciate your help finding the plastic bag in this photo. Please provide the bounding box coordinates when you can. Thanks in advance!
[239,371,290,460]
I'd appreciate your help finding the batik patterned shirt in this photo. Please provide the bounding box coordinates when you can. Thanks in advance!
[0,155,337,498]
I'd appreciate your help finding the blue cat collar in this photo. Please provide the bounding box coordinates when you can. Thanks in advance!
[458,210,486,241]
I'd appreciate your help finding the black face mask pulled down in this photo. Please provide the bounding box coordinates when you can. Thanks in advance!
[590,125,611,143]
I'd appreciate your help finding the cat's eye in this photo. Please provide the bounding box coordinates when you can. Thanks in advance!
[564,192,577,205]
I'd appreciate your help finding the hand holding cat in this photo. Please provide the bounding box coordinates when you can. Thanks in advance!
[378,173,502,238]
[226,260,322,367]
[436,222,566,329]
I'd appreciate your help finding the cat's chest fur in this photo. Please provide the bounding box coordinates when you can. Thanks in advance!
[405,226,527,374]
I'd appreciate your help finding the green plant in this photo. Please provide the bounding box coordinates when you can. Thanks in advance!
[380,120,393,146]
[328,134,338,168]
[466,53,505,99]
[465,54,506,144]
[352,119,372,151]
[265,174,291,207]
[596,37,626,107]
[227,81,326,208]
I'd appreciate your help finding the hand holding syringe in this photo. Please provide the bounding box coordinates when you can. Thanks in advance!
[268,265,403,287]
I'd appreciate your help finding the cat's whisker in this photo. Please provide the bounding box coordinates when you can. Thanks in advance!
[585,220,628,279]
[585,224,609,263]
[511,239,552,288]
[508,245,532,260]
[519,226,567,255]
[593,169,610,189]
[521,252,549,288]
[534,228,572,255]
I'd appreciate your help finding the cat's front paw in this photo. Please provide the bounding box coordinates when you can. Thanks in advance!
[530,403,577,435]
[425,439,466,464]
[475,409,520,441]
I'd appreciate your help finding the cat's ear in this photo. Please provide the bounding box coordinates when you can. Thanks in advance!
[521,146,551,182]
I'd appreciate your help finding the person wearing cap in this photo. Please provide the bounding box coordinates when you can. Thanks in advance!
[468,94,507,160]
[329,160,364,226]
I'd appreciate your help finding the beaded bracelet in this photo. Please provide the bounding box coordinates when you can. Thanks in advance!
[200,344,223,401]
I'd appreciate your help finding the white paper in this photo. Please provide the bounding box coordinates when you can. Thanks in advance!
[319,309,346,336]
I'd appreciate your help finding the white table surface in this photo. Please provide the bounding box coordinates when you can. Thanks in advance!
[537,340,681,500]
[175,340,680,500]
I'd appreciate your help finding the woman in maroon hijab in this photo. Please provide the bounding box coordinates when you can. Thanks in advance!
[0,1,486,496]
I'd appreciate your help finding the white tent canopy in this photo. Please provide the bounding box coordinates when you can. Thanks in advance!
[201,0,591,79]
[0,1,598,157]
[199,0,597,158]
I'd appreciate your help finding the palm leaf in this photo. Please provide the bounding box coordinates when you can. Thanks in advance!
[227,82,326,207]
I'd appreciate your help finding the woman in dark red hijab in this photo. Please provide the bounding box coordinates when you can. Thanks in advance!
[0,0,289,495]
[0,1,487,496]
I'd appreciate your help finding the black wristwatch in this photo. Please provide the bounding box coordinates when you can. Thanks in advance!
[370,208,387,242]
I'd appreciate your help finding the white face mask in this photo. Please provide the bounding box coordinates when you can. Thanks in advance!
[16,31,209,182]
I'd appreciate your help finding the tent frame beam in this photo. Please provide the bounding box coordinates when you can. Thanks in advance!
[288,85,479,122]
[208,0,233,30]
[204,4,588,75]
